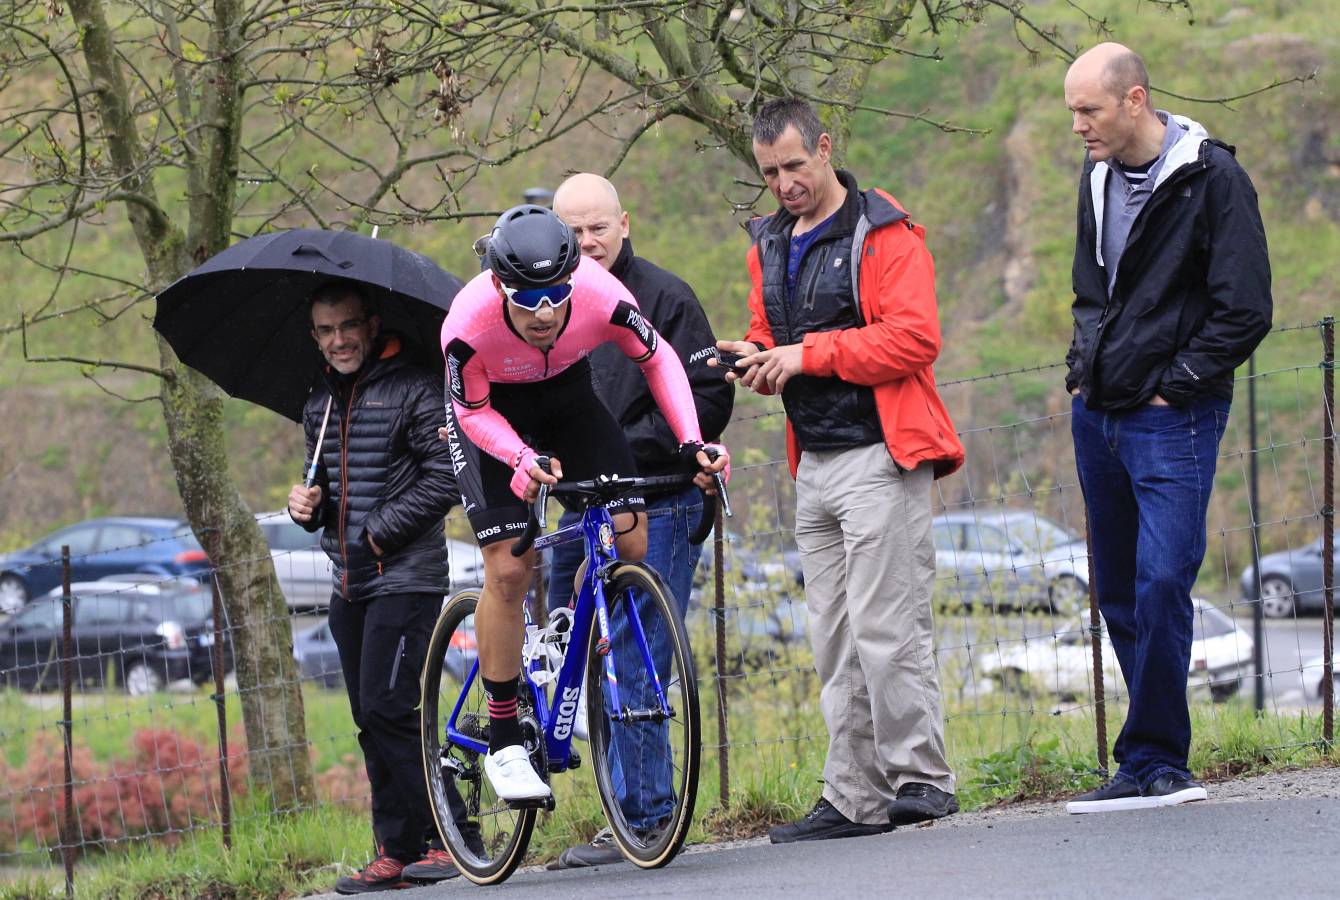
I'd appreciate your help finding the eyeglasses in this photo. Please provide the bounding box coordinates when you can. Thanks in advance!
[501,280,573,311]
[472,233,491,258]
[312,317,367,339]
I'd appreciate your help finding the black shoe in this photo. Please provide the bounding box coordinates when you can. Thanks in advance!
[768,798,891,844]
[886,783,959,825]
[1143,774,1208,807]
[333,853,410,894]
[1065,778,1153,814]
[401,847,461,884]
[549,827,624,869]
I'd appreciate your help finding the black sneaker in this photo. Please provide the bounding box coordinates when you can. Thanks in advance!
[768,798,892,844]
[334,853,410,894]
[401,847,461,884]
[886,783,959,825]
[1143,774,1208,807]
[548,826,624,869]
[1065,778,1155,814]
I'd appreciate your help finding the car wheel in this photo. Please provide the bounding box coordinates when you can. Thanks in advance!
[1047,575,1087,617]
[1258,576,1295,619]
[0,574,29,615]
[1209,678,1240,703]
[123,661,165,696]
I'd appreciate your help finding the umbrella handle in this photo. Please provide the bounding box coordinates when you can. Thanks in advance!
[305,396,334,488]
[292,244,353,269]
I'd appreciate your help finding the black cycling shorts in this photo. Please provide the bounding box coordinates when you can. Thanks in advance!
[445,359,646,546]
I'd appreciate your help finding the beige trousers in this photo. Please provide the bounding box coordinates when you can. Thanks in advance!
[795,443,952,825]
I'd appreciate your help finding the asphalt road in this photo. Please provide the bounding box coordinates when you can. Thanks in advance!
[324,794,1340,899]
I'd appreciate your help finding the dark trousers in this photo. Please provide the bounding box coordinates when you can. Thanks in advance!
[328,590,440,862]
[1071,395,1229,787]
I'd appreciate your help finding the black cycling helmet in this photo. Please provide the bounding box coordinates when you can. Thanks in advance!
[484,204,580,289]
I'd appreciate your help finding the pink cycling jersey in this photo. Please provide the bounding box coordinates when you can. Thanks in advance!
[441,256,703,470]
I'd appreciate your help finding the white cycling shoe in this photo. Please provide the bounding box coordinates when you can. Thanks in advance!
[484,744,552,801]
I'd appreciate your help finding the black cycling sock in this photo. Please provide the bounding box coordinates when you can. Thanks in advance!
[483,676,522,753]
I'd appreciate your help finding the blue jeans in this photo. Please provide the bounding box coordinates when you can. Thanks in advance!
[1071,395,1229,788]
[548,488,702,830]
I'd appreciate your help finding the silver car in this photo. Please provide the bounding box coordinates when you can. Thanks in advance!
[932,510,1090,615]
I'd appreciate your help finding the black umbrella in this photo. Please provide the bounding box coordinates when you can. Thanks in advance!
[153,228,462,424]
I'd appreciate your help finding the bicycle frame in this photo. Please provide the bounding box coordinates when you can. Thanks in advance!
[441,503,672,773]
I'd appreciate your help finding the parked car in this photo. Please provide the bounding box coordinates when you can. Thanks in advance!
[255,512,332,610]
[292,612,476,689]
[1301,651,1339,701]
[1238,537,1340,618]
[694,529,804,599]
[932,510,1090,615]
[292,620,344,689]
[446,538,486,592]
[979,598,1252,702]
[255,513,486,608]
[0,579,231,694]
[0,517,210,616]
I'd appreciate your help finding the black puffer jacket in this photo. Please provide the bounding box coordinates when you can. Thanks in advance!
[296,336,458,602]
[1067,120,1272,410]
[585,240,733,484]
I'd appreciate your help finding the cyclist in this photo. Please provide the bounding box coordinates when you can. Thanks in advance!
[439,204,729,802]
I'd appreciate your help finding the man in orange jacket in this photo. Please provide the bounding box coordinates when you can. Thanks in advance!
[717,97,964,843]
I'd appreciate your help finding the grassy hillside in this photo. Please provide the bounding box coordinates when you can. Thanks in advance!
[1,0,1337,547]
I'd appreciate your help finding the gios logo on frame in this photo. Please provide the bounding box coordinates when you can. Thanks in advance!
[552,684,582,740]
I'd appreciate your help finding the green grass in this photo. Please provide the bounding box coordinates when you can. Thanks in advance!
[2,674,1336,897]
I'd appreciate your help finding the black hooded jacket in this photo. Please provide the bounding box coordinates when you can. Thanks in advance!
[585,240,733,484]
[296,335,458,602]
[1067,122,1272,410]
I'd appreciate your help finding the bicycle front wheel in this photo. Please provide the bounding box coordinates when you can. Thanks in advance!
[421,589,536,885]
[586,562,701,868]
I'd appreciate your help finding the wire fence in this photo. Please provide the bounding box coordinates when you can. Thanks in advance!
[0,320,1334,885]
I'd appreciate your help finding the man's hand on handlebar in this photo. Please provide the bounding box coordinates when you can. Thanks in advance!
[511,452,562,503]
[679,441,729,493]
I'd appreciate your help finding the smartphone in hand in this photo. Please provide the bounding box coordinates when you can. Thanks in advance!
[715,350,753,374]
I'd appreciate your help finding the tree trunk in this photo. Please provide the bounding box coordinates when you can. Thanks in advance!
[157,352,316,811]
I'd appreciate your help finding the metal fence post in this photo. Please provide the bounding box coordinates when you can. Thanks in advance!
[1082,517,1108,778]
[209,565,233,850]
[713,506,729,806]
[1249,355,1265,713]
[1322,317,1335,745]
[59,546,75,898]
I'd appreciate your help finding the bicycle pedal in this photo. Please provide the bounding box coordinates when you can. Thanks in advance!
[507,795,557,812]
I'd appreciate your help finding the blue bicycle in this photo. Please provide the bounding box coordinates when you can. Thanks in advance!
[420,469,728,884]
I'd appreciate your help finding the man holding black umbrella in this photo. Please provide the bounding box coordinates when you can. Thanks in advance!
[288,280,467,893]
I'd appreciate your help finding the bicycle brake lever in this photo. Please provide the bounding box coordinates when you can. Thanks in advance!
[712,471,733,518]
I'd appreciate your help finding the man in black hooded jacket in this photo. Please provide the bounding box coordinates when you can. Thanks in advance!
[1062,43,1271,815]
[288,280,467,892]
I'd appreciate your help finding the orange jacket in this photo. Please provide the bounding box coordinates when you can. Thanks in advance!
[744,186,964,480]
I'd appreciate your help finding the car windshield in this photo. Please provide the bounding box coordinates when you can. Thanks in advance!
[1193,605,1238,640]
[135,590,212,624]
[171,524,204,550]
[261,518,321,552]
[1001,516,1079,553]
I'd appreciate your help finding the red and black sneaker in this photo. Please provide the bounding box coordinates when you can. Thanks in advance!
[334,852,410,894]
[402,847,461,884]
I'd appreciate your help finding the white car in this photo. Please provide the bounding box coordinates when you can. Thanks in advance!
[1301,651,1339,701]
[256,513,486,608]
[979,598,1253,702]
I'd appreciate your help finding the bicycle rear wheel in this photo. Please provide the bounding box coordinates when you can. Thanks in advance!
[586,562,701,867]
[421,589,536,884]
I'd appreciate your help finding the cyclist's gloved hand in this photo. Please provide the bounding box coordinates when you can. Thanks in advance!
[679,441,730,491]
[510,449,560,501]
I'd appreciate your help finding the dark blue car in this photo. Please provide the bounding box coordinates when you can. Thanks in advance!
[0,517,210,614]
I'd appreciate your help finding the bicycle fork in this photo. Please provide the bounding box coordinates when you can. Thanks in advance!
[594,567,675,724]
